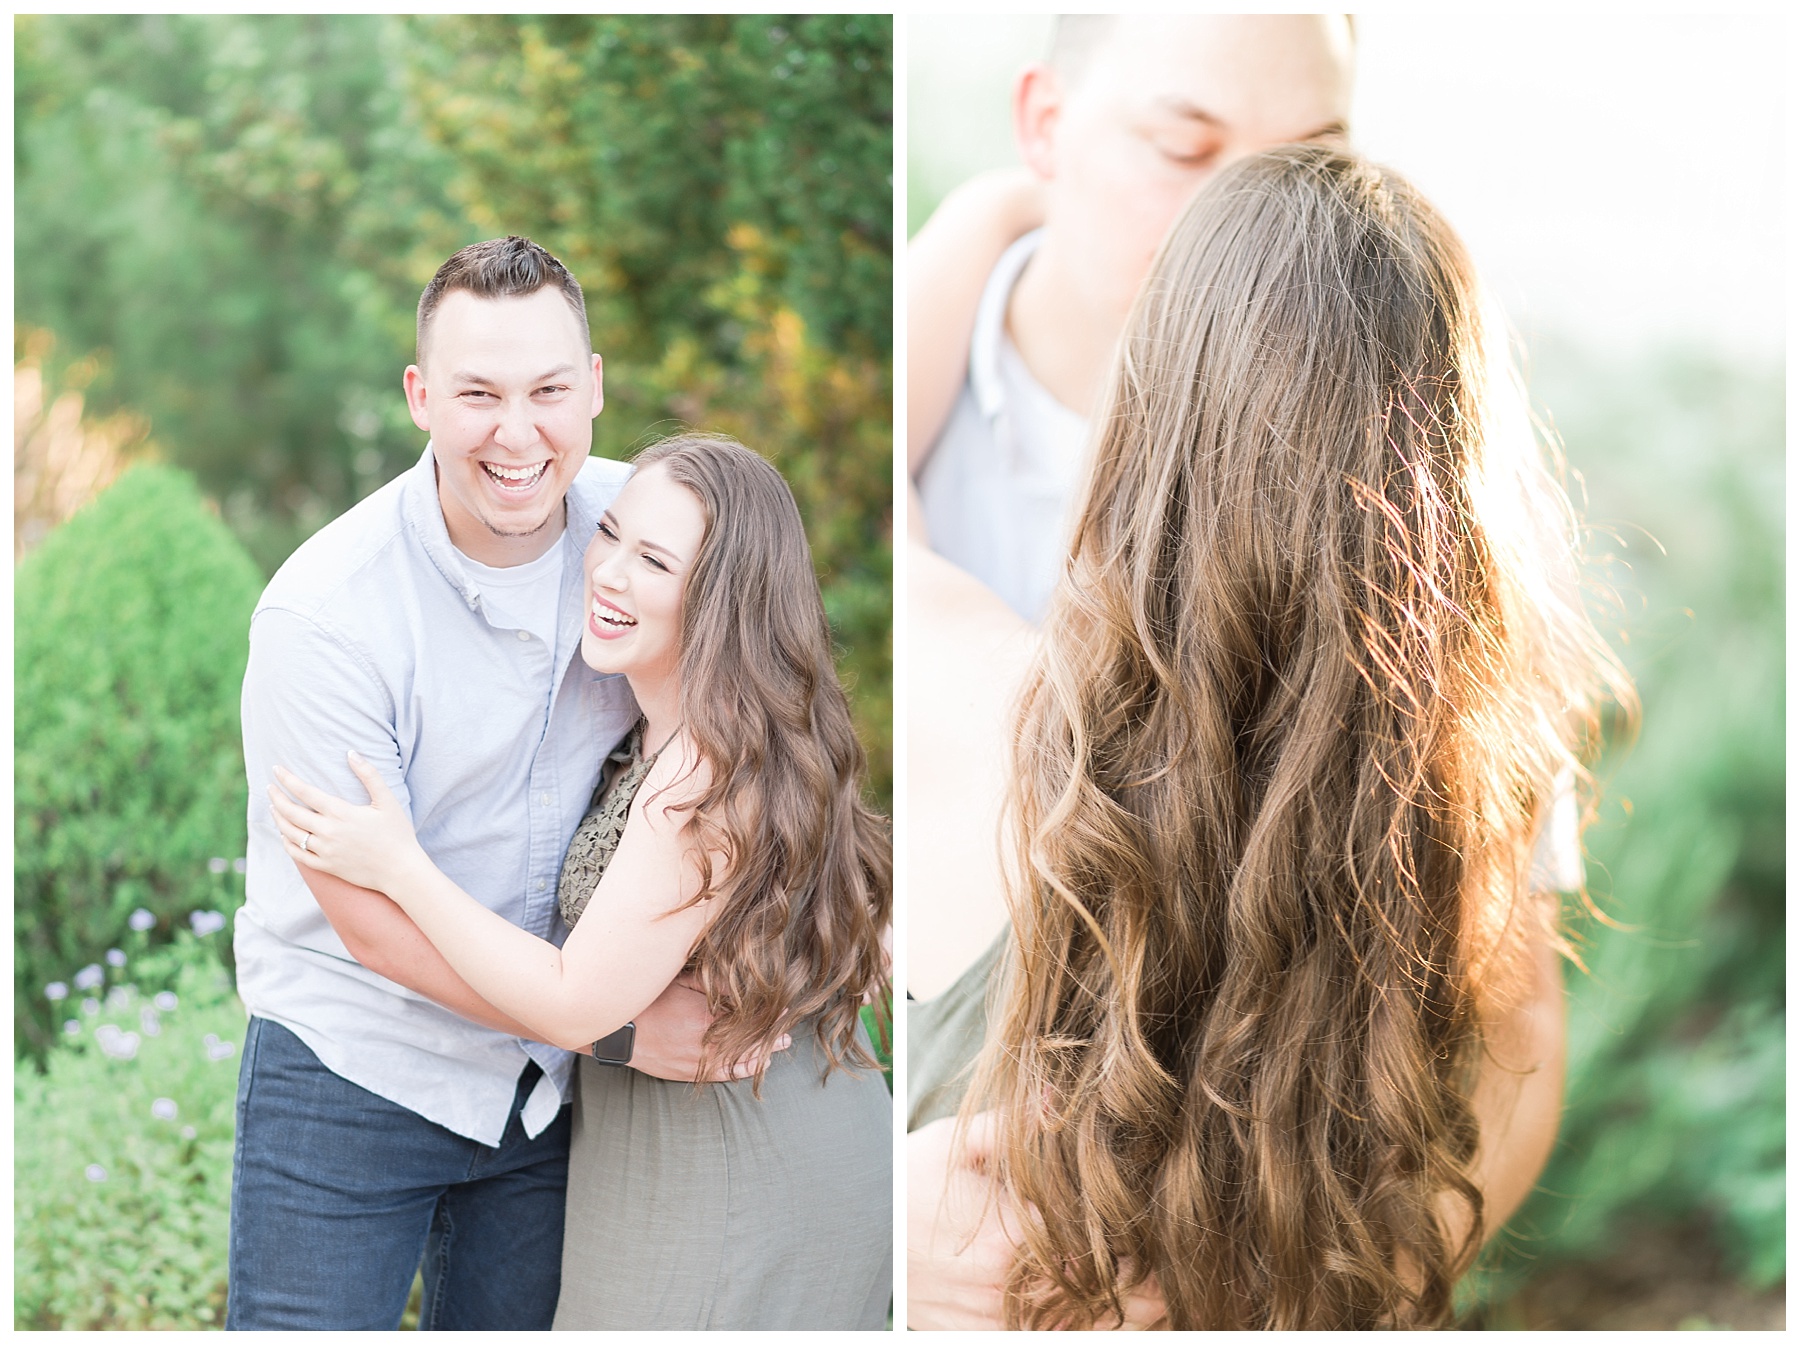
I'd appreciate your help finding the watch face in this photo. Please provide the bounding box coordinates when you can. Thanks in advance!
[591,1021,635,1065]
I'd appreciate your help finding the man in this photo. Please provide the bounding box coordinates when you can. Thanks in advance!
[230,237,763,1329]
[910,15,1355,621]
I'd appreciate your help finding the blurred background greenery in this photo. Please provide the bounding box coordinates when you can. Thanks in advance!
[15,14,891,1328]
[908,14,1782,1334]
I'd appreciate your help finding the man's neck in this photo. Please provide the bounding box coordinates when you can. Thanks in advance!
[1004,233,1126,421]
[449,513,566,570]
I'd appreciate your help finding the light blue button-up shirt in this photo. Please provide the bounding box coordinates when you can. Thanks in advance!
[236,444,638,1145]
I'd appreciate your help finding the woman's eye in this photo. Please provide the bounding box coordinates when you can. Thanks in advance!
[596,522,617,541]
[643,555,668,572]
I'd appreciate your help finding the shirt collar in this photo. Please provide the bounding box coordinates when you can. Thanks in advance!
[402,441,611,613]
[969,228,1047,425]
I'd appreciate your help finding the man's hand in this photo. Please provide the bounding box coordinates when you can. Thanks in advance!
[907,1111,1167,1330]
[629,971,791,1082]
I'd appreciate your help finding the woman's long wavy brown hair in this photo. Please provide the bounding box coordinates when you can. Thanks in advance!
[967,145,1633,1328]
[630,433,890,1084]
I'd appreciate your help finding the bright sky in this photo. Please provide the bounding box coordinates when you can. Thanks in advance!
[907,14,1784,361]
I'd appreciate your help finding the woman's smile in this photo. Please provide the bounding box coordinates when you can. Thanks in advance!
[589,594,638,639]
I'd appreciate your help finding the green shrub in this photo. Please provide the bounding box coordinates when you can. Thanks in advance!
[14,935,246,1329]
[1465,343,1784,1306]
[15,464,264,1064]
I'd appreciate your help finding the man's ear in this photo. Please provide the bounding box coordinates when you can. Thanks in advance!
[1012,63,1064,183]
[403,365,431,433]
[589,352,605,418]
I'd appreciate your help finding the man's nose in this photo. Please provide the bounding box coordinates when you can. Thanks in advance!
[493,399,538,451]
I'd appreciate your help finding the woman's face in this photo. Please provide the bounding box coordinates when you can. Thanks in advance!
[580,462,706,683]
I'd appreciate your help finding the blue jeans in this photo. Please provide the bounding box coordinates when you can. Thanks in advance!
[226,1017,571,1330]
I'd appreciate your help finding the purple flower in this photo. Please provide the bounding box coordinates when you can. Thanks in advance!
[106,949,126,968]
[85,1164,107,1183]
[63,1020,81,1036]
[153,991,178,1013]
[151,1098,178,1121]
[189,910,226,937]
[45,982,68,1002]
[73,964,104,992]
[207,857,228,875]
[128,909,155,933]
[96,1025,140,1060]
[233,858,247,875]
[140,1007,162,1037]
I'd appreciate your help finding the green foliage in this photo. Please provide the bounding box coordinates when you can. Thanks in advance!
[15,14,894,801]
[15,936,246,1329]
[1467,342,1784,1305]
[15,465,263,1063]
[403,14,893,799]
[14,15,462,573]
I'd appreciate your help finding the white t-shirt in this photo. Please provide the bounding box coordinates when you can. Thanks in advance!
[456,533,567,650]
[916,230,1088,625]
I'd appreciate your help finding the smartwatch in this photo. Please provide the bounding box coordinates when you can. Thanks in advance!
[590,1021,635,1066]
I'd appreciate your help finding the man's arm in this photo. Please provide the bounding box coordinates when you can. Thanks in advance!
[908,168,1044,479]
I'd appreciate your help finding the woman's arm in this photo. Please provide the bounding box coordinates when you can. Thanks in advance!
[908,168,1044,479]
[310,866,771,1077]
[302,866,544,1038]
[907,541,1037,1000]
[1459,909,1568,1237]
[271,747,717,1055]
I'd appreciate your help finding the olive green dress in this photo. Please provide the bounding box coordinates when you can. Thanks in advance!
[906,934,1007,1134]
[551,725,892,1331]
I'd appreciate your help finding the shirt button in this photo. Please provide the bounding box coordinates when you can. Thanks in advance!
[536,879,547,892]
[517,630,531,641]
[540,793,552,806]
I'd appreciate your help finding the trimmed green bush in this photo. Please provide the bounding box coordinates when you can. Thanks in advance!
[15,464,263,1063]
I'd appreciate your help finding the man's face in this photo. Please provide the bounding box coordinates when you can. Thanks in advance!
[403,287,603,566]
[1028,15,1354,323]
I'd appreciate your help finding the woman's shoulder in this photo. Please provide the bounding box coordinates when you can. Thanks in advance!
[632,729,713,826]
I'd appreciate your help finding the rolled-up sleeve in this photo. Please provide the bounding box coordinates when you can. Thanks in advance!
[241,605,414,953]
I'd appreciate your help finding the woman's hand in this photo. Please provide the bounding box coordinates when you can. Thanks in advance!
[908,1111,1168,1330]
[269,752,430,898]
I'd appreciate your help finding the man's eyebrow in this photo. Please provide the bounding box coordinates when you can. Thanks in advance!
[1148,101,1351,146]
[449,364,581,386]
[1153,96,1226,127]
[1296,118,1351,143]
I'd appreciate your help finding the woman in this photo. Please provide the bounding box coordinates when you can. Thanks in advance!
[271,434,892,1329]
[908,144,1633,1329]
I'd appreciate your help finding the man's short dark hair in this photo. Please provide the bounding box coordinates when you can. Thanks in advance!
[415,236,591,364]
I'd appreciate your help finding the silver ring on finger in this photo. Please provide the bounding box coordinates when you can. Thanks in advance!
[300,831,312,853]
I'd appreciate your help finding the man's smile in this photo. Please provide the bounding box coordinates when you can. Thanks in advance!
[480,460,551,493]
